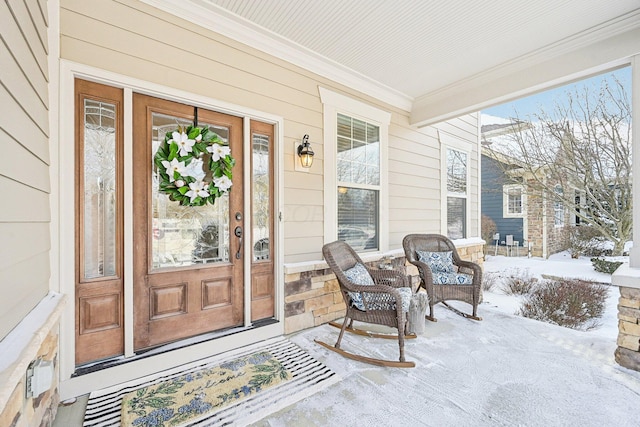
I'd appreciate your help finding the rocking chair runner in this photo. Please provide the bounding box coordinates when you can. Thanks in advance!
[403,234,483,321]
[316,241,415,368]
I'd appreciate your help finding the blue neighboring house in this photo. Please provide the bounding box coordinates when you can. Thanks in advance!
[481,117,572,258]
[481,153,525,247]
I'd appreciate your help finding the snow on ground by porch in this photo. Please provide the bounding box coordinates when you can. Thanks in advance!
[253,252,640,427]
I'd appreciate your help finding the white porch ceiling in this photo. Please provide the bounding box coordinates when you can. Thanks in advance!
[148,0,640,125]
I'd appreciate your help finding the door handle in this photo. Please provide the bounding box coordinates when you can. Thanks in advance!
[234,226,243,259]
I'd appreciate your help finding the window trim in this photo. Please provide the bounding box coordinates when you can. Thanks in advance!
[441,142,470,239]
[320,87,391,252]
[503,184,526,218]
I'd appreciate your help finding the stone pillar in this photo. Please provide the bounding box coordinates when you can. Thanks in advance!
[615,286,640,371]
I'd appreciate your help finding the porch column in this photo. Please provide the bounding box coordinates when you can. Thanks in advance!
[612,54,640,372]
[631,54,640,269]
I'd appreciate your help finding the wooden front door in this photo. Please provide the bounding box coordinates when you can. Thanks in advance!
[132,94,245,351]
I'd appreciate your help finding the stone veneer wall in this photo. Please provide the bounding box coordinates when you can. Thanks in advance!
[0,328,60,427]
[615,286,640,372]
[525,179,570,258]
[0,294,64,427]
[283,241,485,334]
[525,186,545,258]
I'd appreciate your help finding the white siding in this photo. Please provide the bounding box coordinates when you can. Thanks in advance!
[0,0,51,339]
[59,0,480,263]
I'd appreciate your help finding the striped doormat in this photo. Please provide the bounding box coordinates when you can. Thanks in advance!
[83,337,340,426]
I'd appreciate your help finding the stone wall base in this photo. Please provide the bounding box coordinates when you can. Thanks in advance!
[0,294,64,427]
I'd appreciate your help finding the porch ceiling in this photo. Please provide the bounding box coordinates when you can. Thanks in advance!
[148,0,640,125]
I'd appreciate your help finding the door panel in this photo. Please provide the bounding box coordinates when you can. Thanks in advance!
[132,94,244,351]
[250,121,275,321]
[75,79,125,365]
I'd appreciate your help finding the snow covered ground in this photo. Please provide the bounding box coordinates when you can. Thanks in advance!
[254,252,640,427]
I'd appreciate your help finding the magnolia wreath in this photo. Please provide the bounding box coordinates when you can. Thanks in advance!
[154,125,235,206]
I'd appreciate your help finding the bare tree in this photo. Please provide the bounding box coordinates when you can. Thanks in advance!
[485,74,631,255]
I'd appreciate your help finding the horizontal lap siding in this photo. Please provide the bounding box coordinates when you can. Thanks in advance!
[0,0,51,339]
[60,0,480,262]
[389,113,480,248]
[482,155,525,242]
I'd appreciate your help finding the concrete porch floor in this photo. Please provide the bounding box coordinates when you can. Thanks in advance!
[55,301,640,426]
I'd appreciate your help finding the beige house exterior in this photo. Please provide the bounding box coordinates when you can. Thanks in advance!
[1,1,639,426]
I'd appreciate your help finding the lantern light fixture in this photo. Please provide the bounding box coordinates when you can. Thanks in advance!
[297,134,314,168]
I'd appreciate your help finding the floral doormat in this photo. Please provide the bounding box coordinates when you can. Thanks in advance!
[83,338,340,427]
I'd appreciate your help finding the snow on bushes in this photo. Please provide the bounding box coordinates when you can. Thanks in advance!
[518,279,608,330]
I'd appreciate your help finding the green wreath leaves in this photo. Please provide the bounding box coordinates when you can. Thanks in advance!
[154,125,235,206]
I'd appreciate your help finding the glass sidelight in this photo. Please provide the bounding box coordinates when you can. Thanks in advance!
[82,100,118,279]
[252,133,270,261]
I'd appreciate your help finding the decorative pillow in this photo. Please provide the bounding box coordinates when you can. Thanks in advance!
[344,263,374,310]
[343,264,411,312]
[417,250,455,273]
[344,263,374,286]
[432,272,474,285]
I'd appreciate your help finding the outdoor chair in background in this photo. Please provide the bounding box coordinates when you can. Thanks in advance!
[506,234,520,256]
[316,240,416,367]
[403,234,483,321]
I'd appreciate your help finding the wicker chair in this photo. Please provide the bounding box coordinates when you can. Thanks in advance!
[316,240,415,367]
[403,234,482,321]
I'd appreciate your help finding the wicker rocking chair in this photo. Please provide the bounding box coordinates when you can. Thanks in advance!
[403,234,483,321]
[315,241,416,368]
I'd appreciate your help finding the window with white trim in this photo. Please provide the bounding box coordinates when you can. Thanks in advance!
[320,87,390,252]
[503,184,525,218]
[337,113,380,251]
[446,148,468,239]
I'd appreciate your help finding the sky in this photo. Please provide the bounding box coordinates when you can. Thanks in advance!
[483,66,632,120]
[255,251,640,426]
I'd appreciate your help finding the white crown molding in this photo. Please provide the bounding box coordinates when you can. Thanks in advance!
[139,0,413,111]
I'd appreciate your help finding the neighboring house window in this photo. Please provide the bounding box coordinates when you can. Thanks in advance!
[554,185,564,227]
[446,148,468,239]
[503,184,525,218]
[320,87,390,251]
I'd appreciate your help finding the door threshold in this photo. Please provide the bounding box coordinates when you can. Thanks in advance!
[73,318,278,377]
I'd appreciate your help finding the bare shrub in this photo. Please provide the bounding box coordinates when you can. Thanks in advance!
[568,226,611,258]
[482,271,500,292]
[500,268,537,295]
[518,279,608,330]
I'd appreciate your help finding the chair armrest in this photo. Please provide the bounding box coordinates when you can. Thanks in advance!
[343,282,398,294]
[409,260,435,284]
[456,260,482,276]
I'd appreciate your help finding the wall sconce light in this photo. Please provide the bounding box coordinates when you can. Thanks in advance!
[297,134,314,169]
